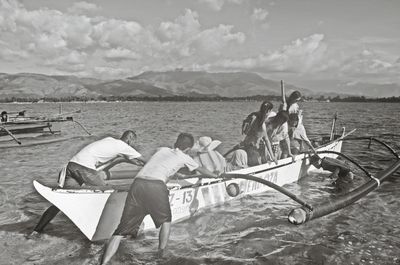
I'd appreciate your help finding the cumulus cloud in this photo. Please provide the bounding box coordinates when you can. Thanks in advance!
[251,8,268,22]
[0,0,249,78]
[158,9,200,41]
[194,24,245,53]
[212,34,328,73]
[156,9,245,57]
[104,48,140,61]
[67,1,100,15]
[338,48,400,82]
[93,19,144,48]
[198,0,244,11]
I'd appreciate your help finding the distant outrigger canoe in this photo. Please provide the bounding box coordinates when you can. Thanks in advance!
[33,133,346,241]
[0,110,90,145]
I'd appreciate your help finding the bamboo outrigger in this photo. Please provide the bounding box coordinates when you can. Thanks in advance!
[0,109,91,146]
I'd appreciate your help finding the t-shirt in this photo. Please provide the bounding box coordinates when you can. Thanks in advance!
[136,147,199,183]
[70,137,141,170]
[292,124,310,142]
[288,103,299,114]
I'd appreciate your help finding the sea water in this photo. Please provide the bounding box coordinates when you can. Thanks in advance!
[0,101,399,265]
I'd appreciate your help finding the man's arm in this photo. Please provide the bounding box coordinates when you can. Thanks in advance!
[195,166,219,178]
[97,155,145,172]
[262,135,278,165]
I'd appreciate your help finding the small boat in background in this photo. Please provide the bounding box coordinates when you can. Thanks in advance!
[0,109,90,146]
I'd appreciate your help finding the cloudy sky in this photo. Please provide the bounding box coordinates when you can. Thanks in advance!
[0,0,399,91]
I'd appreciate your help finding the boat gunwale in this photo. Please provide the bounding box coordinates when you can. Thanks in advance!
[34,138,343,194]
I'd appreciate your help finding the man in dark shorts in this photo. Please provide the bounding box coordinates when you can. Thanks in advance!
[28,130,144,238]
[100,133,219,264]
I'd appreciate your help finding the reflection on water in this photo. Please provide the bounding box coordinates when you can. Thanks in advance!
[0,101,399,264]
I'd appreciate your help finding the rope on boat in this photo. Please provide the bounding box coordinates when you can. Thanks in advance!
[369,175,380,187]
[0,126,22,145]
[287,159,400,225]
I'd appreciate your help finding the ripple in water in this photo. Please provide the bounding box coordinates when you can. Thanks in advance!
[0,101,399,264]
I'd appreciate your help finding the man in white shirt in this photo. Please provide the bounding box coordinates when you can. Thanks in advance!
[29,130,143,238]
[100,133,219,264]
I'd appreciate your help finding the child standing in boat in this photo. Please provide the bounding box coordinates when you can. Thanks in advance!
[241,101,276,166]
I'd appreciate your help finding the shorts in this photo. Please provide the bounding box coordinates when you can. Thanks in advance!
[64,162,105,187]
[113,178,171,237]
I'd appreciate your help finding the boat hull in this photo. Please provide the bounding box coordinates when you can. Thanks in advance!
[33,140,342,241]
[0,122,63,143]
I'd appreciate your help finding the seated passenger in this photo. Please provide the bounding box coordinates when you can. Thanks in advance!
[1,111,8,123]
[191,136,226,175]
[226,149,248,172]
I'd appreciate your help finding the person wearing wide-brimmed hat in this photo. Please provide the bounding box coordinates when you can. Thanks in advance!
[191,136,226,175]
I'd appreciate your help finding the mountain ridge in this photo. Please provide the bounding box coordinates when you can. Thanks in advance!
[1,71,399,99]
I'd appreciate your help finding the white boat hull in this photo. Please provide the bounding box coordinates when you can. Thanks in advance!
[33,140,342,241]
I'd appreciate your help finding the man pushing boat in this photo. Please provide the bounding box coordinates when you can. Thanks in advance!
[28,130,145,238]
[309,154,354,191]
[100,133,219,264]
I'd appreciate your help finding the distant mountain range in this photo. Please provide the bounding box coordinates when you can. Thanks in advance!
[0,71,399,99]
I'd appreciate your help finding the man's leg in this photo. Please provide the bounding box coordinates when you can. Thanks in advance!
[158,222,171,258]
[33,205,60,232]
[27,205,60,238]
[101,235,123,265]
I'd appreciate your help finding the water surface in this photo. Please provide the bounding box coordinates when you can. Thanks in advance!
[0,101,399,265]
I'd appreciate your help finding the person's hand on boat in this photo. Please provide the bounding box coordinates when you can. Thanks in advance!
[289,153,295,162]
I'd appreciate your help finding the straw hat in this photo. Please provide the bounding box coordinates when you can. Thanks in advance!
[194,136,221,153]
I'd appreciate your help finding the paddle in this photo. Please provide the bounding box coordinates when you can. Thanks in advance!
[0,126,22,145]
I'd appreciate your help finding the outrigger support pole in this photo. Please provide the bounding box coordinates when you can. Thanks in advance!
[0,126,22,145]
[288,158,400,225]
[221,173,314,211]
[73,120,92,135]
[342,137,400,159]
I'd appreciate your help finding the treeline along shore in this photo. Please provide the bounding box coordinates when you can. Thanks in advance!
[1,95,400,103]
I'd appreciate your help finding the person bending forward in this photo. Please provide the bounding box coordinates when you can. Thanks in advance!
[100,133,218,264]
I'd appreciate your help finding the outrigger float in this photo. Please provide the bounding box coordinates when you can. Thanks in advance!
[0,109,91,146]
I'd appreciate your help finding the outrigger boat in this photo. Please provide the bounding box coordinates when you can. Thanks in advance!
[0,109,90,145]
[33,128,358,241]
